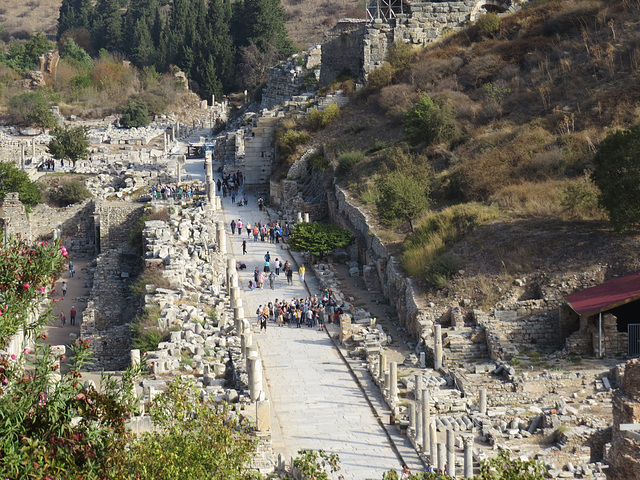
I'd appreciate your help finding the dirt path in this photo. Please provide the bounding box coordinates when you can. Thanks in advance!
[41,254,92,370]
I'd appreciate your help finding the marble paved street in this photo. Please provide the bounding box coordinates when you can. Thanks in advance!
[181,137,409,479]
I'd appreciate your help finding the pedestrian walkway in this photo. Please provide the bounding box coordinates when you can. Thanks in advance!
[216,177,406,480]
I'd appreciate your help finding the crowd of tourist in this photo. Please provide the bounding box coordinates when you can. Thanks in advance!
[254,288,343,333]
[151,183,194,200]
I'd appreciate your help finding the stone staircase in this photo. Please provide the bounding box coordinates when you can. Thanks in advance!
[442,326,490,365]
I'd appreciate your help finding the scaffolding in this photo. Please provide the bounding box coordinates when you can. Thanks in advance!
[366,0,404,22]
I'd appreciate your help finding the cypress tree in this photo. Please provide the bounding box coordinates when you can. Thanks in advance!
[238,0,293,55]
[57,0,94,39]
[205,0,235,92]
[92,0,123,52]
[131,18,155,66]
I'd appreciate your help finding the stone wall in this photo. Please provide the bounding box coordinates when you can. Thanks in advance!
[565,313,628,357]
[0,192,31,241]
[31,199,96,253]
[95,200,144,253]
[81,249,140,370]
[328,185,432,337]
[319,20,367,86]
[607,359,640,480]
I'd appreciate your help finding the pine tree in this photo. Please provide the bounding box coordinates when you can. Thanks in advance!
[57,0,94,39]
[131,18,155,66]
[122,0,160,61]
[237,0,293,55]
[205,0,235,92]
[92,0,123,52]
[195,54,224,100]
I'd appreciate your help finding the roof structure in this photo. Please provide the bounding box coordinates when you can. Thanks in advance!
[564,271,640,317]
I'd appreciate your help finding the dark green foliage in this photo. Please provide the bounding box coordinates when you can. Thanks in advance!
[8,91,57,128]
[403,94,459,146]
[120,101,151,128]
[92,0,123,52]
[288,222,354,256]
[307,150,331,172]
[475,12,500,39]
[375,171,430,230]
[46,178,92,207]
[57,0,94,40]
[591,126,640,231]
[2,34,55,72]
[47,125,90,166]
[59,38,93,70]
[337,151,364,173]
[425,253,459,288]
[276,129,310,162]
[0,163,41,206]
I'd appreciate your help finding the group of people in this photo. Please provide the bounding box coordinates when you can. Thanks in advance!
[151,183,194,200]
[58,260,78,327]
[231,219,289,245]
[247,254,304,290]
[254,289,342,332]
[217,171,243,199]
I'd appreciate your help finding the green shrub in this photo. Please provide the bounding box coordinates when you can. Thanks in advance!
[307,150,331,172]
[308,103,340,131]
[277,129,310,162]
[337,150,365,172]
[365,140,388,154]
[59,38,93,71]
[476,12,500,38]
[560,174,601,219]
[46,178,91,207]
[345,123,366,134]
[120,100,151,128]
[132,328,164,353]
[129,208,170,252]
[8,91,57,128]
[367,62,394,90]
[386,42,418,72]
[0,162,41,206]
[375,171,430,230]
[288,222,353,256]
[425,253,459,288]
[403,94,459,146]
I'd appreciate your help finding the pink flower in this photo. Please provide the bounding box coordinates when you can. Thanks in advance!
[10,355,16,360]
[23,348,30,355]
[2,378,7,385]
[39,286,46,294]
[23,284,30,290]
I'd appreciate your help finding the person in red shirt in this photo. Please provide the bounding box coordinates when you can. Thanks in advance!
[70,306,77,326]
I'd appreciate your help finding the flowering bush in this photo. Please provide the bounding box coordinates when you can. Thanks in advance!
[0,339,145,478]
[0,236,66,348]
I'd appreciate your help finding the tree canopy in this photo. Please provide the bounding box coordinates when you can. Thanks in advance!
[591,125,640,232]
[287,222,354,256]
[376,171,431,231]
[47,125,91,166]
[0,162,41,206]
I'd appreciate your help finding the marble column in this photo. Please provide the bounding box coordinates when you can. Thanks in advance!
[389,361,398,403]
[434,324,443,371]
[464,436,474,478]
[378,351,387,381]
[447,429,455,477]
[422,389,430,453]
[479,387,487,415]
[429,421,437,465]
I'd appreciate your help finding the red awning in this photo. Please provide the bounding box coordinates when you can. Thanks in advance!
[564,271,640,317]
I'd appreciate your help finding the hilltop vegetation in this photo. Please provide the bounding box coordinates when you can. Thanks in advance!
[282,0,640,303]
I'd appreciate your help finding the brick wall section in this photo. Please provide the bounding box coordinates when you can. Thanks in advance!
[95,200,144,253]
[607,359,640,480]
[0,192,31,241]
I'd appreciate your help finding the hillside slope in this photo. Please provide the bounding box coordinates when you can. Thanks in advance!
[290,0,640,310]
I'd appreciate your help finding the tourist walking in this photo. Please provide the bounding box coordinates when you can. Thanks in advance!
[61,281,67,297]
[299,264,306,283]
[286,266,293,285]
[237,220,243,234]
[69,306,77,325]
[269,271,275,290]
[69,261,74,277]
[230,219,236,234]
[242,239,247,255]
[274,258,280,275]
[257,272,265,289]
[60,311,66,327]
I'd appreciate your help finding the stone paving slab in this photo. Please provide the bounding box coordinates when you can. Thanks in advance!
[201,161,420,479]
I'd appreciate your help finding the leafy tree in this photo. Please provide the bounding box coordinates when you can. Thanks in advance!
[2,34,55,72]
[204,0,235,91]
[288,222,354,257]
[7,91,57,128]
[0,162,41,206]
[59,37,93,70]
[47,125,91,166]
[46,178,92,207]
[293,449,341,480]
[591,125,640,232]
[57,0,94,40]
[111,378,258,479]
[376,171,430,231]
[119,100,151,127]
[403,94,459,146]
[237,0,293,55]
[477,449,547,480]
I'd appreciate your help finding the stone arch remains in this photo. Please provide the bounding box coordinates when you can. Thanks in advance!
[470,0,522,21]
